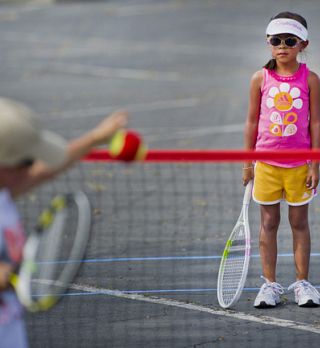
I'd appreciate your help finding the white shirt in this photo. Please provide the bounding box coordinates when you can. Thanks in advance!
[0,189,28,348]
[0,189,25,264]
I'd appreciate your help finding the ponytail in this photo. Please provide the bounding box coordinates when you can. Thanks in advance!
[263,58,277,70]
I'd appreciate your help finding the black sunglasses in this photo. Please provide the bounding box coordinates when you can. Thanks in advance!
[267,36,302,48]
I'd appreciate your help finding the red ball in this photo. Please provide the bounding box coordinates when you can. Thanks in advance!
[109,130,146,162]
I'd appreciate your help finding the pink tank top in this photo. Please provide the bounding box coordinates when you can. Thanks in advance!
[255,63,310,167]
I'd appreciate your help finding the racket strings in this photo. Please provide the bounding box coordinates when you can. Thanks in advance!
[220,224,249,305]
[31,199,81,298]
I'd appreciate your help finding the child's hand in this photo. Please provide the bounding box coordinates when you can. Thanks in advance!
[242,166,254,186]
[92,110,129,146]
[306,165,319,189]
[0,262,13,291]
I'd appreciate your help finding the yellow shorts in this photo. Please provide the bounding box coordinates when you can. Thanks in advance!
[253,162,315,206]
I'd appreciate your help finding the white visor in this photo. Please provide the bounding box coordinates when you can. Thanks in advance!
[266,18,308,41]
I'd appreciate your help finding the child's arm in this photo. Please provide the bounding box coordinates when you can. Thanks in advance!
[243,70,262,185]
[307,71,320,189]
[11,110,128,198]
[0,262,13,291]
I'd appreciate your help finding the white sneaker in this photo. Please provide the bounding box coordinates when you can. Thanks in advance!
[288,280,320,307]
[254,276,284,308]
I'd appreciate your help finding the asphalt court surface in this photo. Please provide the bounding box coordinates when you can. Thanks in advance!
[2,0,320,347]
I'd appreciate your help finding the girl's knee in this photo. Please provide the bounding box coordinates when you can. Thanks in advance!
[260,205,280,232]
[261,215,280,232]
[289,217,309,231]
[288,205,309,231]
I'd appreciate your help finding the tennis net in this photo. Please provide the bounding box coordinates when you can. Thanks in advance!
[18,149,320,348]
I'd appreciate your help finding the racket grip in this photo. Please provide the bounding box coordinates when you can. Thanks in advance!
[243,180,253,205]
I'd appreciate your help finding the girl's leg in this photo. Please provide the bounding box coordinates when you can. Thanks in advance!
[288,204,310,281]
[259,203,281,282]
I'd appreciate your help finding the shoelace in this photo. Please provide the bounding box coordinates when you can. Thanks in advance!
[260,276,284,295]
[288,280,320,298]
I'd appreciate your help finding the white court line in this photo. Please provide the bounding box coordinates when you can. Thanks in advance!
[46,98,202,120]
[45,98,244,140]
[104,2,183,17]
[0,31,215,55]
[45,97,244,140]
[25,62,181,82]
[69,283,320,335]
[147,124,244,142]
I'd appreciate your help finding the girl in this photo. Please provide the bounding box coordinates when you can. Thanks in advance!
[243,12,320,308]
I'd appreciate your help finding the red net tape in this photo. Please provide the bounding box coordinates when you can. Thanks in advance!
[83,149,320,162]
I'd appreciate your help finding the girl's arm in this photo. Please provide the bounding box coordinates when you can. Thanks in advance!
[11,110,128,198]
[243,70,262,184]
[0,262,13,291]
[307,71,320,189]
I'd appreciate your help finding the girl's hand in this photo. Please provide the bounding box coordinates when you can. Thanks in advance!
[242,166,254,186]
[91,110,129,146]
[306,165,319,190]
[0,262,13,291]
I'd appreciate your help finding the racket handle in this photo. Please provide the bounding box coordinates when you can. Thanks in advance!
[243,180,253,205]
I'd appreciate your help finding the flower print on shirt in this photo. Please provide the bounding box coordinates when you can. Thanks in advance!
[266,82,302,137]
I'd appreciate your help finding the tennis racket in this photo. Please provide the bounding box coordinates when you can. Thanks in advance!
[10,191,91,312]
[217,180,253,309]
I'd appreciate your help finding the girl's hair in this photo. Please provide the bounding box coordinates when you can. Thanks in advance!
[264,12,308,70]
